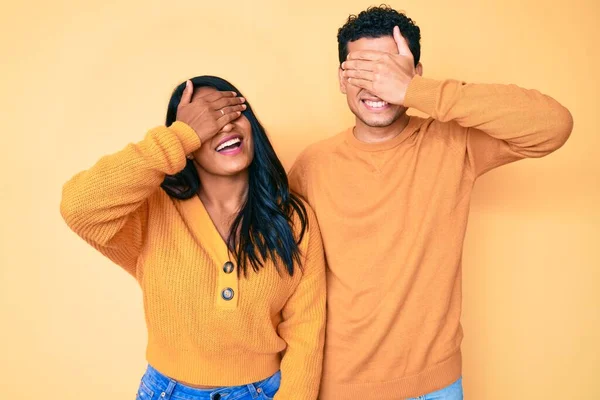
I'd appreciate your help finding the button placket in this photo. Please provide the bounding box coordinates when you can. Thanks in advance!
[216,259,239,309]
[223,261,234,274]
[221,287,234,300]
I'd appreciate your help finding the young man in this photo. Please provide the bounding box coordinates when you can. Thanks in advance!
[289,6,572,400]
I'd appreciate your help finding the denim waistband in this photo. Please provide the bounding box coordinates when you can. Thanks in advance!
[140,364,280,400]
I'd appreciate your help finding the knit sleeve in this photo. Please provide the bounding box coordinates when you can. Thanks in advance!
[275,205,327,400]
[404,76,573,178]
[60,122,201,278]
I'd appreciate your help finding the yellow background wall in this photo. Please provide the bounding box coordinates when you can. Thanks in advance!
[1,0,598,398]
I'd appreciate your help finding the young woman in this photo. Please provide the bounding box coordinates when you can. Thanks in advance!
[60,76,326,400]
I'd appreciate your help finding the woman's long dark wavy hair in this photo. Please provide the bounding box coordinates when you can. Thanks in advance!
[161,76,308,277]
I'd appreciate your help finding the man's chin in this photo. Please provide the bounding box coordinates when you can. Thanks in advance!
[360,116,397,128]
[357,108,406,128]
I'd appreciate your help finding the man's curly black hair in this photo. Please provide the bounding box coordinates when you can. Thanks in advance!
[337,5,421,67]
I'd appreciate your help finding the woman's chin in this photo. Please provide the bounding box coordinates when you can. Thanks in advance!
[217,163,251,177]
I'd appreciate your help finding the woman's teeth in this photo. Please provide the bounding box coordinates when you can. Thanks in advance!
[364,100,388,108]
[216,138,241,152]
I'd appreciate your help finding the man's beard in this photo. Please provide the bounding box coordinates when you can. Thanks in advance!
[357,108,404,127]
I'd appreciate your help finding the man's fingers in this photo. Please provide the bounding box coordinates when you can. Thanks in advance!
[180,80,193,105]
[347,77,374,91]
[211,95,246,110]
[393,26,412,57]
[342,60,376,72]
[347,50,386,61]
[343,69,374,81]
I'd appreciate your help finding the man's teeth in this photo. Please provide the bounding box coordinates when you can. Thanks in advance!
[216,138,241,152]
[364,100,387,108]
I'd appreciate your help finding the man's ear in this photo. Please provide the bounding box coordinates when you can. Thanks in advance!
[338,67,347,94]
[415,62,423,77]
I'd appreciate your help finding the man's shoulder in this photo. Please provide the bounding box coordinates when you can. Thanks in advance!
[294,129,349,167]
[405,115,468,153]
[288,130,348,198]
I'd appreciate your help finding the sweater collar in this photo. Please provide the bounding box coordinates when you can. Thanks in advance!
[181,195,231,264]
[344,116,420,152]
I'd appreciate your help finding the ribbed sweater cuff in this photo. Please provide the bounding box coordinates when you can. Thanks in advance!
[404,75,442,117]
[169,121,202,155]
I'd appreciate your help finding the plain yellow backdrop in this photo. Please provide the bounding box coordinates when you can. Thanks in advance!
[1,0,599,398]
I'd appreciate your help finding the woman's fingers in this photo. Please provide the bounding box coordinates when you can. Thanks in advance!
[211,95,246,110]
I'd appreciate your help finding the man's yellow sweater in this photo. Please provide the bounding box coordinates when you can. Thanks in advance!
[289,76,572,399]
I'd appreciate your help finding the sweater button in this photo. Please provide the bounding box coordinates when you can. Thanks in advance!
[221,288,234,300]
[223,261,234,274]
